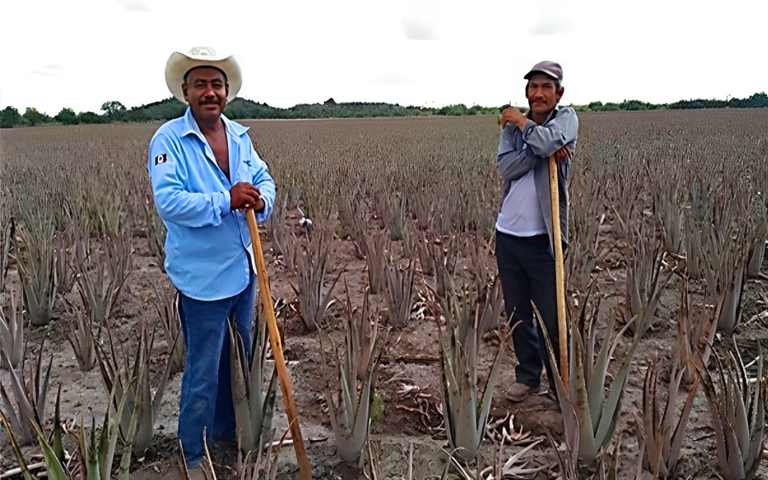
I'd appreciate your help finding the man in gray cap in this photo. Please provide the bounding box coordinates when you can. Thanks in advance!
[495,60,578,402]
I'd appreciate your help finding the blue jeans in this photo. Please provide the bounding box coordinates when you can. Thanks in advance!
[177,274,256,468]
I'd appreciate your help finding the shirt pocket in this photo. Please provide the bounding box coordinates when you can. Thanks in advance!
[234,158,255,184]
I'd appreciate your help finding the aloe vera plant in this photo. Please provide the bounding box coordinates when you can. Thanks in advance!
[53,232,76,295]
[268,194,298,274]
[323,285,384,463]
[76,232,133,327]
[624,218,669,334]
[0,336,52,445]
[674,279,723,386]
[698,342,765,480]
[15,214,58,326]
[152,280,185,374]
[692,190,750,334]
[1,386,68,480]
[293,225,342,331]
[66,296,99,371]
[432,235,459,299]
[635,359,699,479]
[361,229,389,294]
[228,315,278,453]
[342,282,378,381]
[437,286,505,462]
[96,321,175,454]
[478,276,504,335]
[536,295,642,464]
[0,213,14,293]
[384,258,415,328]
[654,189,685,255]
[746,193,767,278]
[74,380,136,480]
[0,288,24,370]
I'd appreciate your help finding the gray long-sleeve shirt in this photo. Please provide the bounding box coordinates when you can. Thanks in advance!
[496,106,579,256]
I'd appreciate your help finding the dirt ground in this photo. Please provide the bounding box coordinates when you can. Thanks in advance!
[2,211,767,479]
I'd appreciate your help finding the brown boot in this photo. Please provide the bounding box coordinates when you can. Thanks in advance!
[505,382,541,403]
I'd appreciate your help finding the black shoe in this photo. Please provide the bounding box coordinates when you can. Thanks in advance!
[505,382,541,403]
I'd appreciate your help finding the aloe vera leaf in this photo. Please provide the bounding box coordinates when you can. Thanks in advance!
[118,372,141,480]
[0,410,34,480]
[476,341,505,450]
[151,329,178,425]
[259,368,278,449]
[666,376,698,474]
[228,323,255,452]
[587,313,619,427]
[571,323,598,461]
[534,305,579,466]
[132,351,153,453]
[102,376,132,480]
[593,333,640,449]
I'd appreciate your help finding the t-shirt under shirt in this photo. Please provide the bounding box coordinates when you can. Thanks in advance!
[495,168,547,237]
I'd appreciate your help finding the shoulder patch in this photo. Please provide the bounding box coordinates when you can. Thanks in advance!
[154,153,168,165]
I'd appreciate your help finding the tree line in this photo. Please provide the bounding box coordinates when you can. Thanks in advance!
[1,92,767,128]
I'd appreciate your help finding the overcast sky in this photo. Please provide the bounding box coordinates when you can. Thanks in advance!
[1,0,765,115]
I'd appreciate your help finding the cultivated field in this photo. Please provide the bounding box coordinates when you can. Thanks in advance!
[1,110,767,479]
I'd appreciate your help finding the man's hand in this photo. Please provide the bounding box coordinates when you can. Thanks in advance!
[501,107,528,130]
[230,182,263,212]
[553,145,572,165]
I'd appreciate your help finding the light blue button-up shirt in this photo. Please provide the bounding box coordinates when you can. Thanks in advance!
[148,107,275,301]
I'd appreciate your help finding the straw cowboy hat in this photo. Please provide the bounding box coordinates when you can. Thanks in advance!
[165,46,242,104]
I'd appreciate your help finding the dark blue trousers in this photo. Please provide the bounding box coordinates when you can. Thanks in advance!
[495,231,561,389]
[177,274,256,468]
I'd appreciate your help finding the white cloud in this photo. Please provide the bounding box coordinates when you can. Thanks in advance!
[401,16,440,40]
[114,0,150,12]
[0,0,766,115]
[28,63,65,77]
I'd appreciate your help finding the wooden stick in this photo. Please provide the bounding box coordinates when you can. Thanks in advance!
[245,209,312,480]
[549,155,569,392]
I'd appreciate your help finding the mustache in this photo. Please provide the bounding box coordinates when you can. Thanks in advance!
[200,98,220,105]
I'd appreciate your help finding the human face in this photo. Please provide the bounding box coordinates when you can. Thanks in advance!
[526,73,563,119]
[182,67,228,123]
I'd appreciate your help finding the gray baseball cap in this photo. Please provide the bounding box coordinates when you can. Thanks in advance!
[524,60,563,82]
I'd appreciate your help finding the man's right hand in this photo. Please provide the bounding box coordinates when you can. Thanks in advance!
[230,182,261,211]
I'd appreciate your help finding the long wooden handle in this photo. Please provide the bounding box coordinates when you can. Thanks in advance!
[549,155,569,392]
[245,209,312,480]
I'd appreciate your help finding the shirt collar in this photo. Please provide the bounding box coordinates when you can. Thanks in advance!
[181,107,250,139]
[526,107,559,124]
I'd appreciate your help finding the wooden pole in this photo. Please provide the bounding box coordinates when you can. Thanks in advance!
[245,209,312,480]
[549,155,569,392]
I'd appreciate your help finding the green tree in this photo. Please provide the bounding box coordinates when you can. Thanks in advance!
[54,107,79,125]
[0,106,22,128]
[78,111,106,124]
[588,101,603,111]
[101,100,126,119]
[22,107,51,126]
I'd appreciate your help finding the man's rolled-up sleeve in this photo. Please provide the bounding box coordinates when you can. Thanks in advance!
[248,142,276,224]
[497,127,539,181]
[148,133,231,228]
[521,108,579,158]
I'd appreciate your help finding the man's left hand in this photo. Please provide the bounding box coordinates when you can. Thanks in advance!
[553,145,572,165]
[239,198,265,213]
[501,107,528,130]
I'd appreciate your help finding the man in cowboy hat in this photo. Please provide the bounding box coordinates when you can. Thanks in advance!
[148,46,275,473]
[495,60,578,403]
